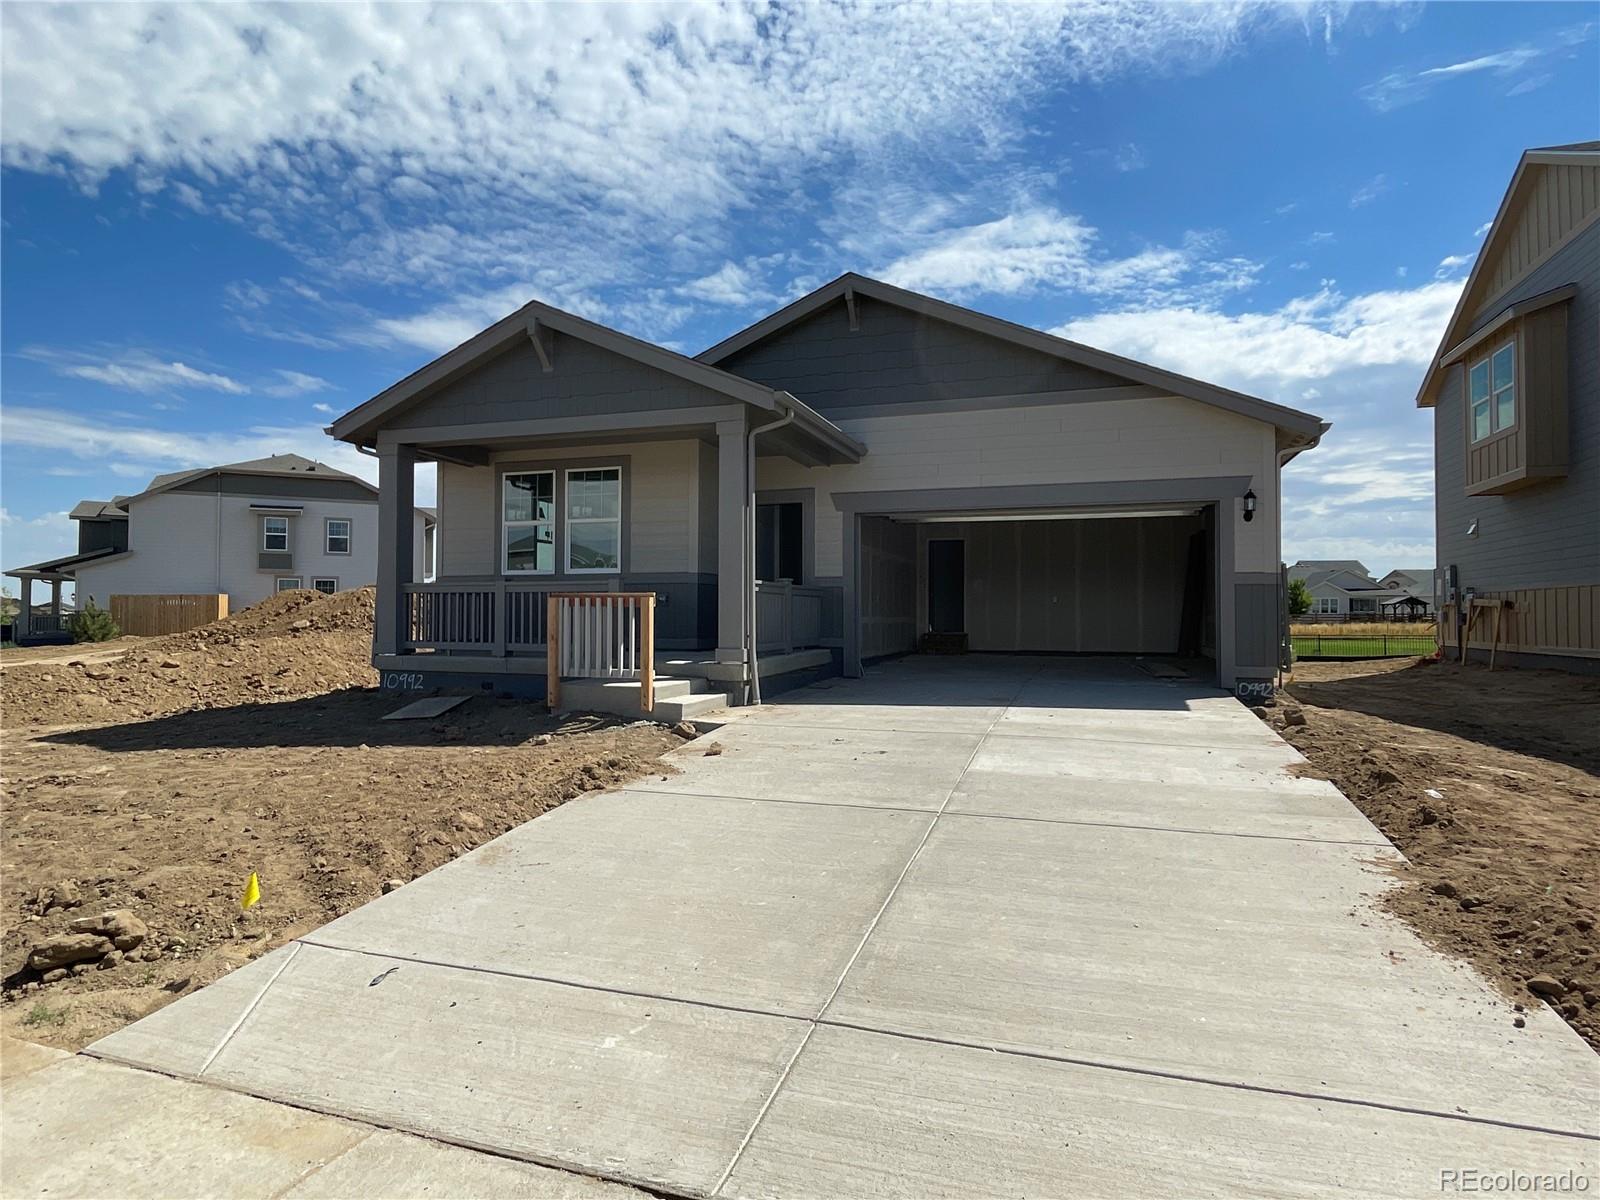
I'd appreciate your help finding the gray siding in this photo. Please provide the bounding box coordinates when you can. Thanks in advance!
[718,294,1132,416]
[390,333,735,432]
[75,517,128,555]
[1436,218,1600,591]
[1233,580,1280,672]
[859,515,916,659]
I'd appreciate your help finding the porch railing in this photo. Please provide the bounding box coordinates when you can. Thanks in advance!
[403,581,575,652]
[25,610,70,635]
[546,592,655,712]
[755,580,826,653]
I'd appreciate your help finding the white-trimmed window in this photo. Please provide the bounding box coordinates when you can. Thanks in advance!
[324,518,351,555]
[275,576,302,592]
[1468,339,1516,442]
[1312,597,1339,615]
[565,467,621,574]
[262,515,289,552]
[503,471,555,574]
[312,578,338,595]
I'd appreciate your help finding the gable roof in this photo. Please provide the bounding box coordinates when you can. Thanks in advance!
[328,296,845,448]
[1289,558,1370,579]
[68,500,128,521]
[1415,141,1600,408]
[124,453,377,505]
[698,273,1328,446]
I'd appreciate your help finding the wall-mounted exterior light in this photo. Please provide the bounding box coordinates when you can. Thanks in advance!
[1467,519,1480,538]
[1242,489,1257,522]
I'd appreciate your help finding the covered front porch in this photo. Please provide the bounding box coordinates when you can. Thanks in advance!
[334,299,862,710]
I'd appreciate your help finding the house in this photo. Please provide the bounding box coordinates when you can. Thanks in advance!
[327,273,1327,713]
[1378,567,1436,617]
[5,454,434,645]
[1415,141,1599,669]
[1289,562,1406,619]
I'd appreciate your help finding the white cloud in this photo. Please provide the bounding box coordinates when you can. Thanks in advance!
[877,206,1258,306]
[1360,23,1595,111]
[678,261,777,308]
[19,347,248,395]
[1349,173,1389,208]
[1435,253,1472,279]
[1474,220,1494,238]
[262,370,334,398]
[1112,143,1146,172]
[0,2,1365,297]
[311,402,336,415]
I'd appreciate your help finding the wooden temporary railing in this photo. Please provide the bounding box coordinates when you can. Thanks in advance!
[110,593,229,637]
[546,592,655,712]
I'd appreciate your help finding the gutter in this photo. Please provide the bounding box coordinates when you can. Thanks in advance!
[746,398,797,705]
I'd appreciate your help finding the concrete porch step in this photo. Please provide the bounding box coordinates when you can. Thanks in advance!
[557,675,729,722]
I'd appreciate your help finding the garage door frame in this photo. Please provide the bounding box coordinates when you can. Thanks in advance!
[836,476,1266,690]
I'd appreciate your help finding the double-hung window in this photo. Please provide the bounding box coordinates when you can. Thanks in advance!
[503,472,555,574]
[1312,597,1339,615]
[565,468,621,573]
[262,516,289,552]
[325,518,351,555]
[1468,339,1516,442]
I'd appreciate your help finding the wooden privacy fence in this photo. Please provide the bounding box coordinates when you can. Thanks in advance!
[111,594,229,637]
[547,592,655,712]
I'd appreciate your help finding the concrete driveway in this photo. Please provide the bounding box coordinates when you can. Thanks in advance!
[84,656,1597,1197]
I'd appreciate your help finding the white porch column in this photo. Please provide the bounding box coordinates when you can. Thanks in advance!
[375,442,417,658]
[715,416,749,677]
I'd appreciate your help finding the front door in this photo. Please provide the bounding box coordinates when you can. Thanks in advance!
[927,539,965,634]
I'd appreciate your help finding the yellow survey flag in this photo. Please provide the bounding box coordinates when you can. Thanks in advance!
[241,872,261,911]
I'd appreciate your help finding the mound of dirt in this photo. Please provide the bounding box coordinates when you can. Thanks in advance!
[3,589,379,727]
[1268,658,1599,1050]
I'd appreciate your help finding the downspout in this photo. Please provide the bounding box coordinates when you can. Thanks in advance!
[746,401,796,705]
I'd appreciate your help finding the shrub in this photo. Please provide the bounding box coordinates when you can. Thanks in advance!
[68,601,120,643]
[1286,578,1312,617]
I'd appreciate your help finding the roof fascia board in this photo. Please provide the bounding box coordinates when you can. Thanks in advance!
[701,273,1325,439]
[130,465,378,505]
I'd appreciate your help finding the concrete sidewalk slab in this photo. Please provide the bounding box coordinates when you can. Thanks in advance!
[193,943,808,1196]
[1,1035,69,1082]
[283,1129,638,1199]
[649,723,982,807]
[3,1054,365,1200]
[825,814,1598,1135]
[948,769,1388,843]
[973,728,1305,785]
[993,703,1288,748]
[723,1024,1598,1200]
[731,699,1009,734]
[305,790,932,1016]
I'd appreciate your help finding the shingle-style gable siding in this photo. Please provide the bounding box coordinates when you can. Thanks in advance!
[388,330,737,433]
[716,294,1132,416]
[1435,216,1599,591]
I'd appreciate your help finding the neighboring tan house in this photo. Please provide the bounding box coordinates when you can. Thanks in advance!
[1288,561,1406,619]
[328,273,1327,713]
[5,454,433,645]
[1415,141,1599,670]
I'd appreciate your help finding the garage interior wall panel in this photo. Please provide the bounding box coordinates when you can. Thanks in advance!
[859,515,917,659]
[923,515,1203,654]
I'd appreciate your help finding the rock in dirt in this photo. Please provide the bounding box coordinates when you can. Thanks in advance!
[289,619,312,631]
[42,880,83,912]
[382,879,404,894]
[670,721,698,739]
[1526,974,1566,999]
[1280,707,1307,728]
[1430,881,1459,898]
[68,909,148,951]
[702,742,724,757]
[40,969,68,984]
[27,932,114,971]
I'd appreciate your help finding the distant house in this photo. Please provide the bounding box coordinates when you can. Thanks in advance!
[5,454,434,645]
[1287,560,1409,619]
[1378,568,1436,617]
[1415,141,1598,669]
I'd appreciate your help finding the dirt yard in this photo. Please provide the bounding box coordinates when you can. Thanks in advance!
[0,591,682,1050]
[1263,656,1599,1050]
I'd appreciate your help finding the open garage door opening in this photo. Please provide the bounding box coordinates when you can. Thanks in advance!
[857,504,1218,683]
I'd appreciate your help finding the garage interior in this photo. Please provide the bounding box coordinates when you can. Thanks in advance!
[859,506,1218,678]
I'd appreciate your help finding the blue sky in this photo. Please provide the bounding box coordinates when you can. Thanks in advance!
[3,1,1596,586]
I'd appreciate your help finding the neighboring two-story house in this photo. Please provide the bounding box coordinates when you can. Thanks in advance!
[1415,142,1599,670]
[6,454,433,644]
